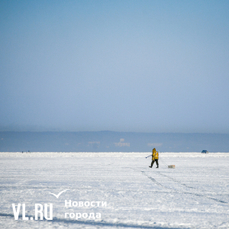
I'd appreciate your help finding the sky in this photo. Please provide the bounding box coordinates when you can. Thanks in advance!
[0,0,229,133]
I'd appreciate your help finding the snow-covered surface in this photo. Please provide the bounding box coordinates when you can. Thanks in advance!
[0,152,229,229]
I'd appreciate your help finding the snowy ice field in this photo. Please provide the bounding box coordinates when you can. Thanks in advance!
[0,152,229,229]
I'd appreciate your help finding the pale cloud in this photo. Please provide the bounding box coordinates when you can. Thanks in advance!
[114,139,130,147]
[88,141,100,148]
[147,143,162,147]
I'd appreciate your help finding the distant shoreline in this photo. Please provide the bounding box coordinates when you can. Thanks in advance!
[1,131,229,152]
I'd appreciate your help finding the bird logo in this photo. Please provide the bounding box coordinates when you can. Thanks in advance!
[49,189,69,199]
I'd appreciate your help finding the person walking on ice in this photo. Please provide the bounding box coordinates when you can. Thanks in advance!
[149,148,159,168]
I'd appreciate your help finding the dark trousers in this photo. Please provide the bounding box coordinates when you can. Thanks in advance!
[151,159,159,168]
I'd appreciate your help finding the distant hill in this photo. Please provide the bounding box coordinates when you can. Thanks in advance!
[0,131,228,152]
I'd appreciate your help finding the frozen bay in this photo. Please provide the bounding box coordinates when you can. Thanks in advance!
[0,152,229,229]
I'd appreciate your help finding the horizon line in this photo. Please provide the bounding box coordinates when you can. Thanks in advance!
[0,130,228,135]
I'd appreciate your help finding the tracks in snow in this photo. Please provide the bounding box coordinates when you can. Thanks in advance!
[141,170,228,205]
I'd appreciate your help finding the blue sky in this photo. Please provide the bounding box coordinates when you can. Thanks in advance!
[0,0,229,133]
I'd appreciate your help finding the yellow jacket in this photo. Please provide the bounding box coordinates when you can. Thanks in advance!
[152,148,159,160]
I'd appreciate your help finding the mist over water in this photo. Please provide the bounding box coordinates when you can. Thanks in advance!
[1,131,228,152]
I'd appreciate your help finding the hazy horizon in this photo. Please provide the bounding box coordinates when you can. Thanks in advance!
[1,128,229,134]
[1,131,228,152]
